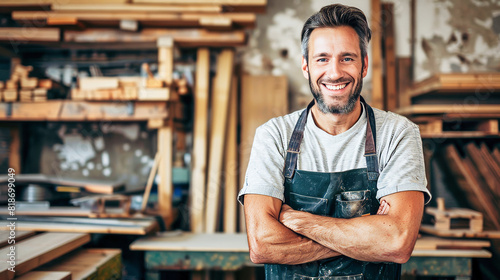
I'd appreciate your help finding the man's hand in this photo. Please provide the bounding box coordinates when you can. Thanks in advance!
[377,200,390,215]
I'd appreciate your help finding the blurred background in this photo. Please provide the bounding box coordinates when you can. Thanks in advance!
[0,0,499,279]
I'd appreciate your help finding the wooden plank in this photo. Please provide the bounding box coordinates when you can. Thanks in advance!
[132,0,265,5]
[414,236,490,250]
[410,73,500,97]
[0,174,124,194]
[59,101,168,121]
[493,146,500,166]
[239,75,288,232]
[78,77,118,91]
[370,0,383,109]
[411,248,491,258]
[130,232,249,252]
[479,143,500,196]
[37,249,121,280]
[444,145,500,230]
[205,49,234,233]
[0,233,90,279]
[0,231,34,248]
[15,271,71,280]
[396,104,500,116]
[64,28,246,47]
[0,28,60,42]
[190,48,210,233]
[158,125,173,225]
[13,11,255,28]
[382,3,397,111]
[0,220,157,235]
[420,225,500,239]
[157,37,173,85]
[223,76,238,234]
[141,153,161,212]
[0,207,95,217]
[52,3,222,13]
[396,57,412,109]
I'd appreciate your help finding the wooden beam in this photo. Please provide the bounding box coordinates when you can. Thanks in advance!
[396,105,500,116]
[0,233,90,279]
[64,28,246,47]
[397,57,413,108]
[0,231,34,248]
[157,36,173,85]
[0,28,60,42]
[382,3,397,111]
[205,49,234,233]
[464,143,500,199]
[52,3,222,13]
[370,0,383,109]
[131,0,266,5]
[223,76,238,234]
[142,152,161,212]
[9,125,21,173]
[190,48,210,233]
[158,125,173,226]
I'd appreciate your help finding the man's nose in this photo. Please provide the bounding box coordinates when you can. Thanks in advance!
[326,61,343,81]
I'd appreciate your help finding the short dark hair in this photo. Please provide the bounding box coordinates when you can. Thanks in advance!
[301,4,372,64]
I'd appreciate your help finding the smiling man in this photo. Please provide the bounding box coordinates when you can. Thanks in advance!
[238,4,431,280]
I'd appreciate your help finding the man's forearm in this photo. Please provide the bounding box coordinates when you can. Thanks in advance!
[280,192,424,264]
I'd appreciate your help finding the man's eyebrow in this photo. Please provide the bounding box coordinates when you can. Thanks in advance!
[311,52,330,59]
[341,52,359,58]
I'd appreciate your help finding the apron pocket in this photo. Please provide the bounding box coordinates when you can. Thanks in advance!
[293,273,363,280]
[334,190,371,219]
[288,192,329,215]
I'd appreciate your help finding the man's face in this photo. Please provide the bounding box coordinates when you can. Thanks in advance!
[301,26,368,114]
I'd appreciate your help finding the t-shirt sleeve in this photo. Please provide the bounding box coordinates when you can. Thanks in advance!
[238,124,286,205]
[377,122,432,204]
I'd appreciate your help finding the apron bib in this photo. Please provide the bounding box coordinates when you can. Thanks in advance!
[265,97,401,280]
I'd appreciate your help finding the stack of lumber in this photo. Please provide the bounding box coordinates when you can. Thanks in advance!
[1,64,53,103]
[412,236,492,258]
[396,73,500,138]
[0,231,93,279]
[0,0,267,48]
[436,143,500,232]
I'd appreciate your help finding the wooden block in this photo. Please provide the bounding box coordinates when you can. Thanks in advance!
[205,49,234,233]
[3,89,18,102]
[477,119,498,134]
[0,232,90,279]
[38,79,53,89]
[199,16,232,30]
[138,88,169,100]
[120,19,139,31]
[146,78,164,88]
[71,88,85,100]
[19,89,32,102]
[0,81,4,89]
[5,80,17,89]
[46,16,79,26]
[79,77,119,91]
[418,119,442,134]
[15,271,72,280]
[33,88,47,96]
[190,48,210,233]
[122,87,138,100]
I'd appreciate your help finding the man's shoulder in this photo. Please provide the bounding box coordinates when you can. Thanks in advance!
[372,107,419,133]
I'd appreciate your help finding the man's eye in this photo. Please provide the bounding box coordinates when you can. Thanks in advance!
[317,58,327,62]
[343,58,353,62]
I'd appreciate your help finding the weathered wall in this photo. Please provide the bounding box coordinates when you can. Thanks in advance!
[415,0,500,82]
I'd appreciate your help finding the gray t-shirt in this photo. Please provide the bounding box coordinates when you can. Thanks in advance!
[238,103,431,205]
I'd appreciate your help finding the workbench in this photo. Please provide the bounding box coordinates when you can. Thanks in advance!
[130,232,492,280]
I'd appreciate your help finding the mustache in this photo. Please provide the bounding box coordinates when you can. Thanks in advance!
[318,77,353,84]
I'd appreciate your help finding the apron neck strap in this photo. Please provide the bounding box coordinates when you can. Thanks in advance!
[283,97,379,180]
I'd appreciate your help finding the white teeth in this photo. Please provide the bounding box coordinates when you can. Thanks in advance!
[325,83,347,90]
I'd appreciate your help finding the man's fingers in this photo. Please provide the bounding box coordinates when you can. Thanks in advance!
[377,200,390,215]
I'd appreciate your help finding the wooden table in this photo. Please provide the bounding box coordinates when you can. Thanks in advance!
[130,232,492,280]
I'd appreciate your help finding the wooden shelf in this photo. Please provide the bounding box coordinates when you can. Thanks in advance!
[0,100,168,121]
[410,73,500,98]
[396,104,500,116]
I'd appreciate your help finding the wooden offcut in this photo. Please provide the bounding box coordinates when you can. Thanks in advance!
[0,232,90,279]
[205,49,234,233]
[190,48,210,233]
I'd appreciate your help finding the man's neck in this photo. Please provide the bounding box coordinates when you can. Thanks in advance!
[310,101,363,136]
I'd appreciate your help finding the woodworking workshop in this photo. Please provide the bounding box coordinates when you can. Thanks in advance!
[0,0,500,279]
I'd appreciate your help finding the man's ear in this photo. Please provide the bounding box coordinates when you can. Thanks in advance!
[362,55,369,78]
[301,56,309,79]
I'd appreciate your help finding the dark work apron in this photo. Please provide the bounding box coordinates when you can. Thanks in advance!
[265,97,401,280]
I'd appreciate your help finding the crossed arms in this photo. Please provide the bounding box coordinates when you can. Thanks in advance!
[244,190,424,265]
